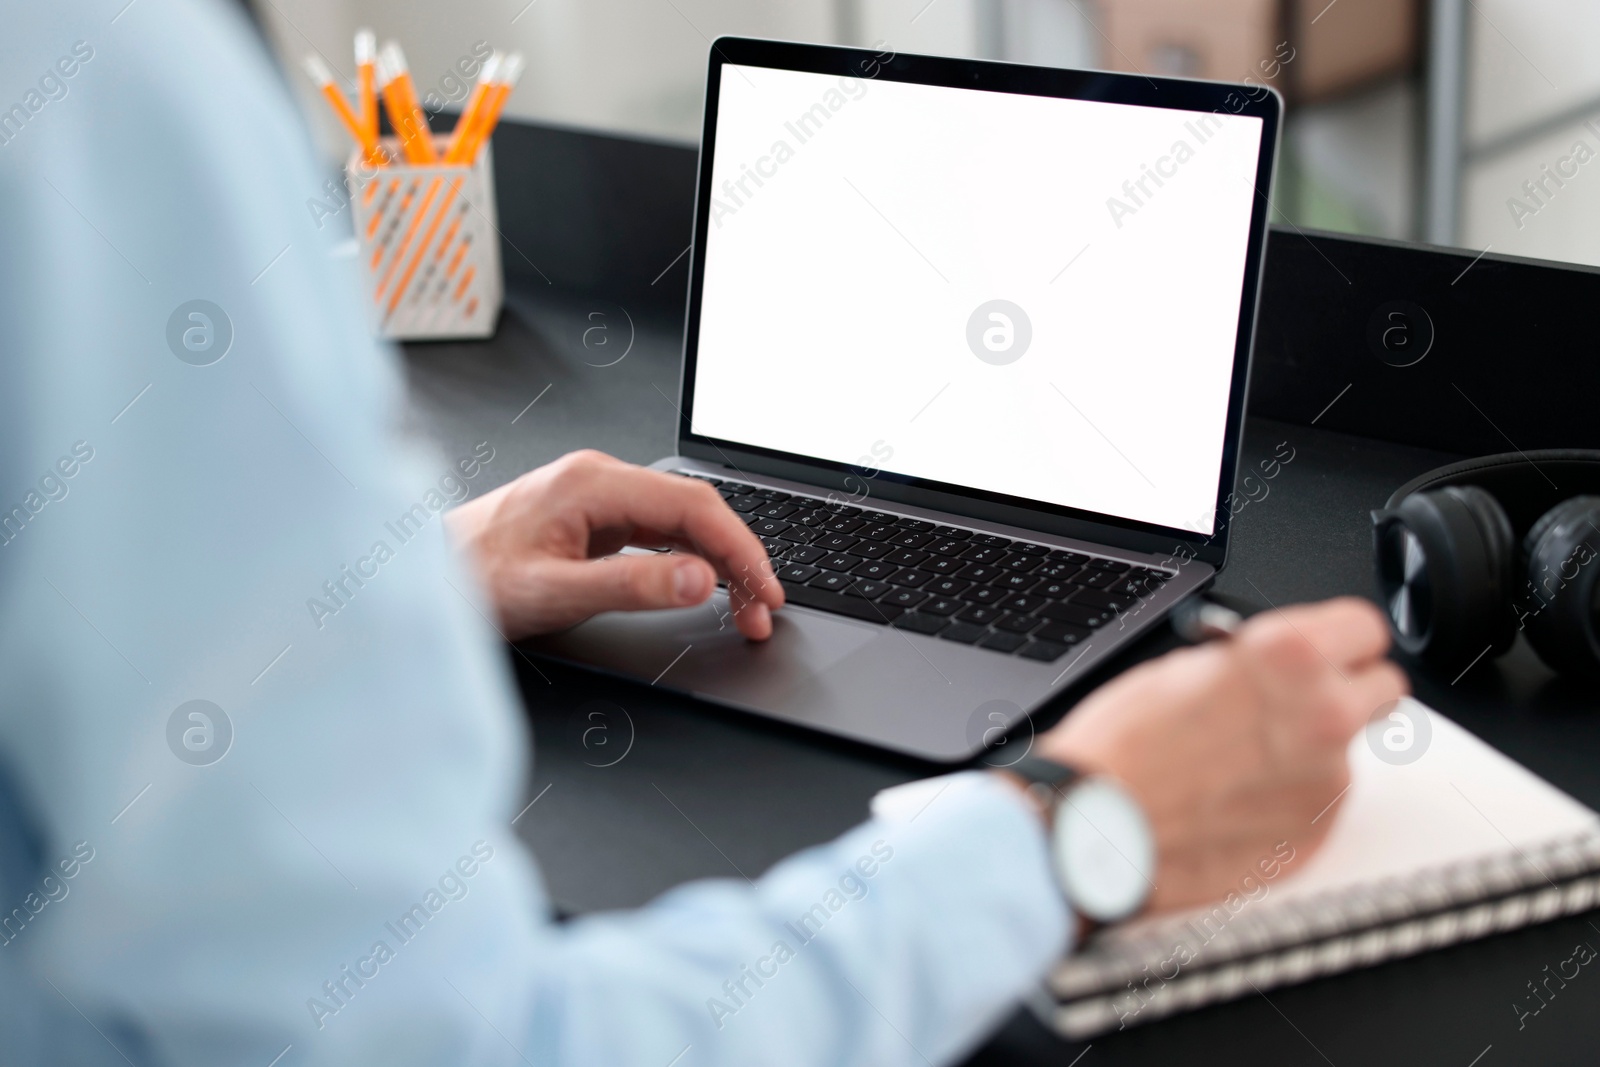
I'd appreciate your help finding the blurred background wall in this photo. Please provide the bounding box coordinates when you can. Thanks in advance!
[256,0,1600,269]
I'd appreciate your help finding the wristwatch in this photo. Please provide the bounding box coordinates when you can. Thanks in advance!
[1007,755,1155,924]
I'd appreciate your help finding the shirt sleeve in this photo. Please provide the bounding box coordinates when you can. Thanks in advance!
[0,5,1069,1067]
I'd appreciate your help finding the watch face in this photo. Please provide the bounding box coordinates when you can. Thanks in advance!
[1052,777,1155,923]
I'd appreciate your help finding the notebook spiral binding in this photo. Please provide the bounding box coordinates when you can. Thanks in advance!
[1044,829,1600,1038]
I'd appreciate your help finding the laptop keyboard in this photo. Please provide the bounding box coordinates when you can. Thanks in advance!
[677,472,1172,663]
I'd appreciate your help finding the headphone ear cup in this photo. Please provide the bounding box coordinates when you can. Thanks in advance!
[1373,486,1515,669]
[1518,496,1600,678]
[1450,485,1519,657]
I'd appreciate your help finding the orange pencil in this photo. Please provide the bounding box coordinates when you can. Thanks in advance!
[387,49,521,317]
[379,42,438,163]
[375,49,423,164]
[444,52,500,164]
[355,29,377,143]
[303,55,383,166]
[456,52,523,165]
[426,52,520,283]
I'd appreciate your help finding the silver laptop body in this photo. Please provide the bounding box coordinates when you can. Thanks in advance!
[528,37,1281,761]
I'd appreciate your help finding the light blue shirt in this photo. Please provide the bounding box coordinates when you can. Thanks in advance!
[0,3,1070,1064]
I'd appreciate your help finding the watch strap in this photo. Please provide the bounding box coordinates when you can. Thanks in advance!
[1006,755,1084,812]
[1007,755,1083,790]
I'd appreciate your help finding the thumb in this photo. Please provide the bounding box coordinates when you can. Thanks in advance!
[539,553,716,616]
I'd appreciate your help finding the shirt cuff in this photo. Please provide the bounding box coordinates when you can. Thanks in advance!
[872,769,1075,959]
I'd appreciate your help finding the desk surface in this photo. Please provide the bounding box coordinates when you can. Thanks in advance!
[404,288,1600,1067]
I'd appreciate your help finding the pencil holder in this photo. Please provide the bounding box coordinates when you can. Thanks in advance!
[348,138,504,340]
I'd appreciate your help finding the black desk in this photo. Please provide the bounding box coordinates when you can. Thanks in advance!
[402,283,1600,1067]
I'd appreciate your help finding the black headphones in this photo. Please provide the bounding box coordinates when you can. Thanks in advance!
[1371,450,1600,679]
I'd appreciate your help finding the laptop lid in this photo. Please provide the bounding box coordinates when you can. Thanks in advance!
[677,38,1281,568]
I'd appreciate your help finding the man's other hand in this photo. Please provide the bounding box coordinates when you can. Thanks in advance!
[1036,597,1409,913]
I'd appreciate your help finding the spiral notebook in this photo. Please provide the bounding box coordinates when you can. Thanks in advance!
[1040,697,1600,1037]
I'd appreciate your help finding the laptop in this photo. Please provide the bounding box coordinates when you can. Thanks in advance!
[528,37,1281,761]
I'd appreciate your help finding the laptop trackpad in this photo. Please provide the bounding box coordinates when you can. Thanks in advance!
[530,593,878,705]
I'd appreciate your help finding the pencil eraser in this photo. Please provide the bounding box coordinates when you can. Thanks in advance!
[302,54,334,87]
[382,41,410,73]
[355,29,376,64]
[498,53,525,86]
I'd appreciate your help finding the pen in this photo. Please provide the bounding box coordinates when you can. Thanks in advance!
[1170,598,1244,643]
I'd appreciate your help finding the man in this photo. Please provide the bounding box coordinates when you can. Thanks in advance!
[0,2,1405,1064]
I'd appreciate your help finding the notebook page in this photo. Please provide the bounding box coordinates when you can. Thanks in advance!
[1096,696,1600,946]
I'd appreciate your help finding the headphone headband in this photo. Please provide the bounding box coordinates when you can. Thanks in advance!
[1384,449,1600,534]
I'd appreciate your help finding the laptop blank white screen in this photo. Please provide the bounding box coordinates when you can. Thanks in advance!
[689,64,1265,536]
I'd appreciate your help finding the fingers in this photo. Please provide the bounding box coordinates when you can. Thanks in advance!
[612,533,778,639]
[1225,597,1408,761]
[552,454,784,621]
[1322,659,1411,742]
[534,552,717,619]
[1240,597,1392,673]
